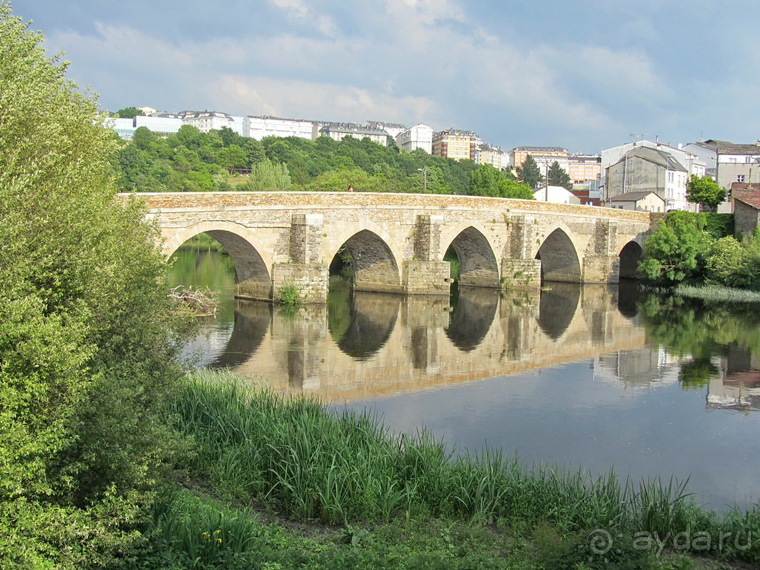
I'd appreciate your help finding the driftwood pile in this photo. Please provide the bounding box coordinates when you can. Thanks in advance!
[170,285,218,317]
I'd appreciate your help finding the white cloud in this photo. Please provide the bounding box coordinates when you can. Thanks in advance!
[210,74,438,123]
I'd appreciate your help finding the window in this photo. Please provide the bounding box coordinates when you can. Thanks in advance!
[738,175,746,182]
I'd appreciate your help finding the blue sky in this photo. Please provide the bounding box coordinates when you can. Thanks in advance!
[11,0,760,153]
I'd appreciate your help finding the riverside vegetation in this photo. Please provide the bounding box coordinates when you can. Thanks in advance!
[3,2,760,567]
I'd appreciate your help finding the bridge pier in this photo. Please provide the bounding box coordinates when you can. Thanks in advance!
[582,219,621,284]
[272,213,328,303]
[405,215,452,295]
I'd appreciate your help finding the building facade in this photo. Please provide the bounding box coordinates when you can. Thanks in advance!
[180,111,235,132]
[605,146,695,211]
[319,122,390,145]
[478,144,510,170]
[395,124,433,154]
[567,153,602,183]
[432,128,481,161]
[510,146,569,173]
[244,115,314,140]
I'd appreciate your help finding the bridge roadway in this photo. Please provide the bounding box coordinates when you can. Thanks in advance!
[127,192,655,302]
[214,284,648,402]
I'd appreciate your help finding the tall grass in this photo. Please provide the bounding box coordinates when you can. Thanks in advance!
[676,283,760,303]
[169,370,760,563]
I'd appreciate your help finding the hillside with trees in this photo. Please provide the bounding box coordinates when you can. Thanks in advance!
[113,125,534,198]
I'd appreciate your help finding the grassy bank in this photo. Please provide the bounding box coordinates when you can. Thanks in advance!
[675,284,760,304]
[146,370,760,568]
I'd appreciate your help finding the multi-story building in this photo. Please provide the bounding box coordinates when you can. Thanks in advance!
[244,115,314,140]
[367,121,406,140]
[602,140,704,178]
[319,122,390,145]
[567,153,602,183]
[395,124,433,154]
[107,117,137,140]
[478,144,510,170]
[605,146,696,211]
[135,114,183,136]
[432,128,481,161]
[510,146,568,174]
[180,111,235,132]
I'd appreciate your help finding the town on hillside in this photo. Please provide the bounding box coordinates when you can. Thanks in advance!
[109,107,760,217]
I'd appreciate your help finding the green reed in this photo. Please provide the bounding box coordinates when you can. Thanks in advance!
[169,370,760,563]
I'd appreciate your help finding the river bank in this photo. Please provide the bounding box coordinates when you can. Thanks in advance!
[141,370,760,569]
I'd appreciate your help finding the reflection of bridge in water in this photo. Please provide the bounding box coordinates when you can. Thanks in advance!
[211,284,649,401]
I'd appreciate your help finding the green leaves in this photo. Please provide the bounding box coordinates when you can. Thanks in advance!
[686,174,727,211]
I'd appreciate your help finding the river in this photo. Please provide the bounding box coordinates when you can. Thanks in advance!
[170,242,760,512]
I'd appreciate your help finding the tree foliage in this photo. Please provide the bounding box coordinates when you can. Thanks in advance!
[466,164,534,199]
[686,174,726,211]
[547,161,572,190]
[638,211,710,285]
[516,154,545,189]
[0,5,186,565]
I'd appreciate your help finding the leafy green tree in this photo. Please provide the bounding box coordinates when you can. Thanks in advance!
[686,174,726,211]
[516,154,544,189]
[243,158,292,190]
[0,5,186,565]
[467,164,502,196]
[115,106,144,118]
[547,161,572,190]
[638,211,711,284]
[498,178,535,199]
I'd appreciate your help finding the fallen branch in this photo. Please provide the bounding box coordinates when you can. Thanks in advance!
[170,285,218,317]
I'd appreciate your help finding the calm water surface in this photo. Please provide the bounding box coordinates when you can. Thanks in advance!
[170,245,760,511]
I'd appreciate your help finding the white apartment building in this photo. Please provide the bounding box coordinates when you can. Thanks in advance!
[135,115,183,136]
[180,111,235,133]
[478,144,510,169]
[244,115,314,140]
[367,121,406,140]
[395,124,433,154]
[319,122,390,146]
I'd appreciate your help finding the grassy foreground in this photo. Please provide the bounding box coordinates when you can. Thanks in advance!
[144,370,760,568]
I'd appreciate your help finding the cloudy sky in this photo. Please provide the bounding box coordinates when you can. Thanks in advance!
[11,0,760,153]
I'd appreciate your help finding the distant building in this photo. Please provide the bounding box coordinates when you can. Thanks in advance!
[107,117,137,140]
[706,140,760,189]
[510,146,569,175]
[319,122,390,145]
[608,190,666,213]
[432,128,481,161]
[244,115,314,140]
[605,146,695,211]
[367,121,406,140]
[533,185,581,205]
[395,124,433,154]
[180,111,235,132]
[137,106,158,116]
[478,144,510,170]
[602,140,705,179]
[135,114,183,136]
[732,184,760,237]
[567,153,602,183]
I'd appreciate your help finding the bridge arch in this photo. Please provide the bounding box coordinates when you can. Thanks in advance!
[618,241,644,279]
[329,228,402,293]
[534,225,582,284]
[442,224,500,288]
[163,221,272,300]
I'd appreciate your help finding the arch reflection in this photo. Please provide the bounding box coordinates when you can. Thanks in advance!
[210,301,272,368]
[538,283,580,340]
[445,286,499,352]
[329,287,401,360]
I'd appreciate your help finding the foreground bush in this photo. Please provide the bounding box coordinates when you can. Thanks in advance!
[0,3,187,566]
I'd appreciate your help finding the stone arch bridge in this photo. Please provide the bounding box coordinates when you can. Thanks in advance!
[126,192,655,303]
